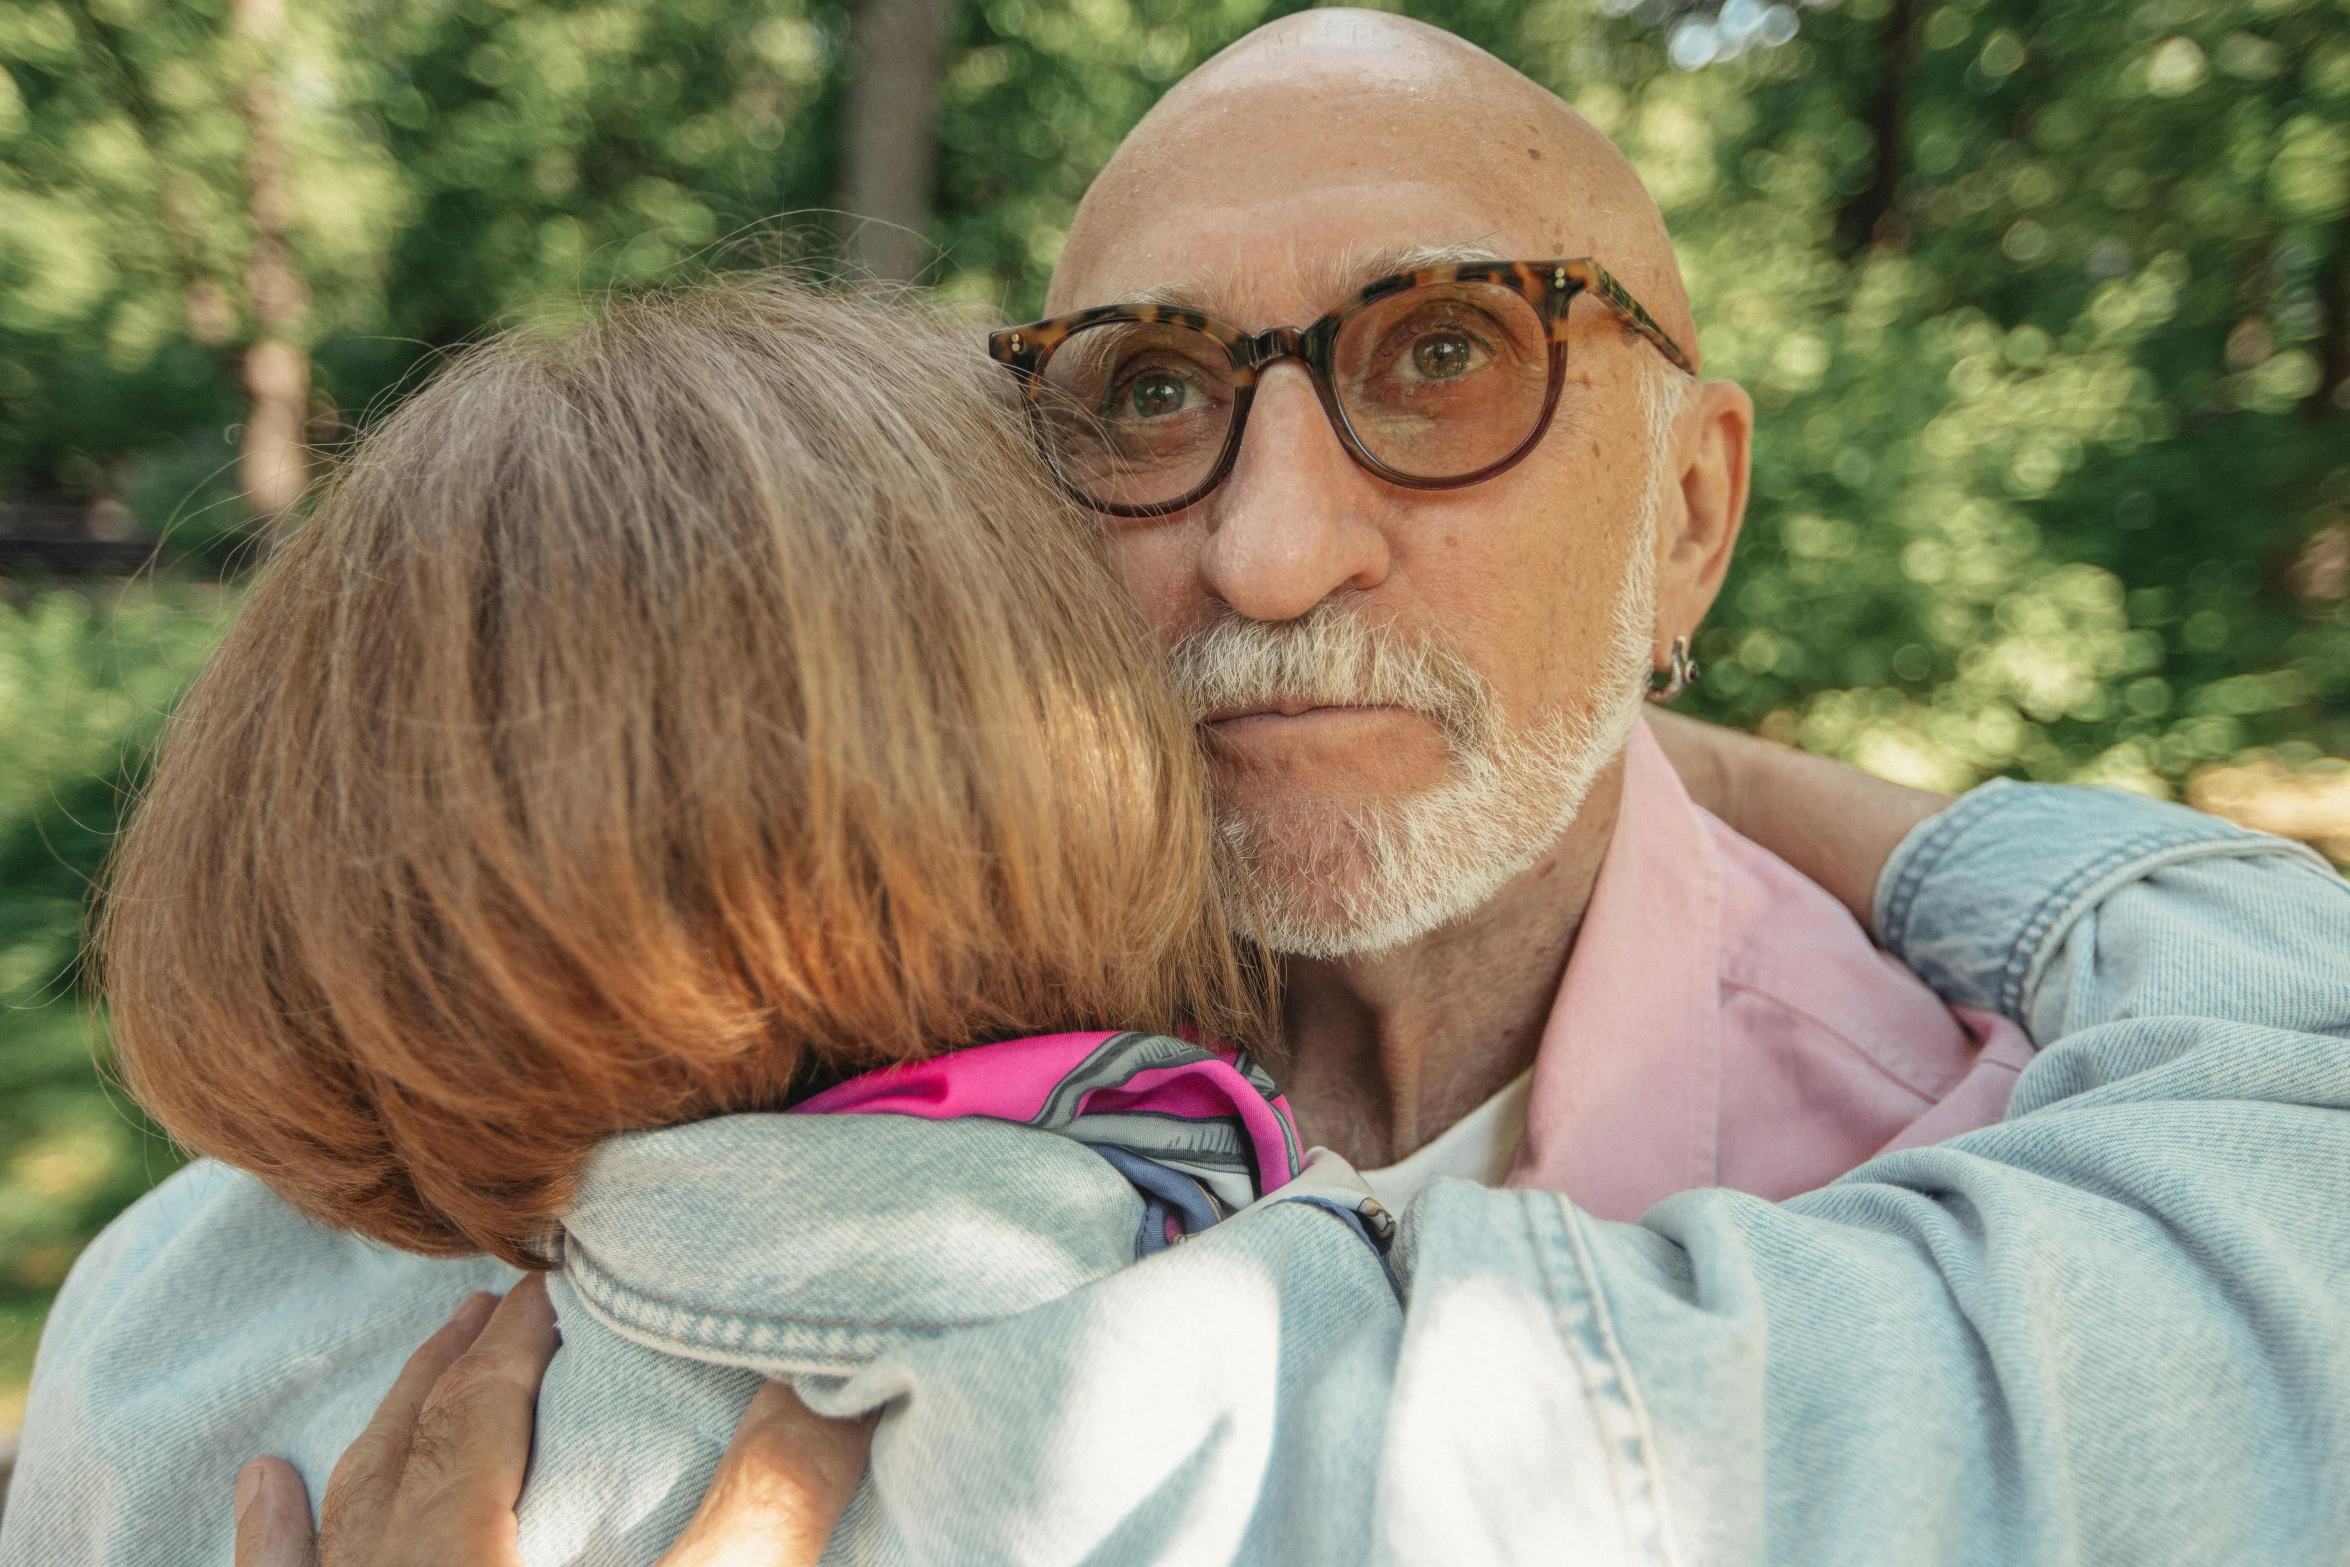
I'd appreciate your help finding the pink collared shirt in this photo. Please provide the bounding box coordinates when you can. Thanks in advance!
[1490,719,2031,1221]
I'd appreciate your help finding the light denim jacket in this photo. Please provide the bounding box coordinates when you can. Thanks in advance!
[4,782,2345,1565]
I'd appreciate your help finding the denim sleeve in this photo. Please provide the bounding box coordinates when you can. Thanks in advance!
[1384,784,2350,1567]
[1872,777,2339,1037]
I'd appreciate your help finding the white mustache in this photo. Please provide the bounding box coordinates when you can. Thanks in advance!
[1164,603,1495,751]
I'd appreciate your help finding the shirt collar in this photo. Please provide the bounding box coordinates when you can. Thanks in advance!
[1507,718,1725,1218]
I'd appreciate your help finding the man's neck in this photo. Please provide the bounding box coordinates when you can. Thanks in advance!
[1277,754,1626,1167]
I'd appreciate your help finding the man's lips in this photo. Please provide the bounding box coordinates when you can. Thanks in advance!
[1202,702,1415,728]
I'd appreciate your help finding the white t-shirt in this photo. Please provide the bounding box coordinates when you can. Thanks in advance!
[1356,1069,1532,1212]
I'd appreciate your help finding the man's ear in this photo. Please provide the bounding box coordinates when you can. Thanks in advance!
[1652,377,1753,642]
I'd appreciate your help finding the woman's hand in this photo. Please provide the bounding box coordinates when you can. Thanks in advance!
[1645,708,1953,928]
[232,1275,872,1567]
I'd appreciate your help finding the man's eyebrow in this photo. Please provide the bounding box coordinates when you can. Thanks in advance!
[1121,241,1511,317]
[1301,241,1511,302]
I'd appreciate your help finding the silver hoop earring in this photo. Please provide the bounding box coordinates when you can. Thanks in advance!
[1647,634,1699,704]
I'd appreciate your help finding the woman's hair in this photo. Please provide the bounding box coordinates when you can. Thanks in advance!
[101,276,1270,1267]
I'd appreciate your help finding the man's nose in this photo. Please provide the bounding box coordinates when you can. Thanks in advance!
[1197,363,1390,623]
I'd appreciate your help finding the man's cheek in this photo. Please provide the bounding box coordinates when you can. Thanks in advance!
[1098,528,1195,642]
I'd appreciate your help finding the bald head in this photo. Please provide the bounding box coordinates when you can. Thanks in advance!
[1051,9,1695,365]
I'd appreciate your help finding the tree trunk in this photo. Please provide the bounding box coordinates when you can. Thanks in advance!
[837,0,960,282]
[235,0,312,523]
[71,12,236,345]
[1837,0,1921,255]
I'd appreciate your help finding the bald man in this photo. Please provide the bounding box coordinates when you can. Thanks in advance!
[937,22,2337,1559]
[1016,9,2038,1217]
[25,17,2350,1567]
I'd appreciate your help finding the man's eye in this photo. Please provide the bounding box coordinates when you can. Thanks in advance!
[1410,330,1480,381]
[1125,371,1190,418]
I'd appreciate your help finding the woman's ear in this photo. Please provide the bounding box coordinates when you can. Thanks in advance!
[1652,377,1753,643]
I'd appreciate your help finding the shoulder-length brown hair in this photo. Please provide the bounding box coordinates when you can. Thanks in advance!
[101,277,1268,1267]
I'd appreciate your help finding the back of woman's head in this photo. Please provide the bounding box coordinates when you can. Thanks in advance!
[103,276,1266,1266]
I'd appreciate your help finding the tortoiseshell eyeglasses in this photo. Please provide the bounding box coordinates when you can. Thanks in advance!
[987,258,1693,519]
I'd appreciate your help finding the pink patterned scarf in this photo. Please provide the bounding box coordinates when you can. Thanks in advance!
[796,1030,1303,1256]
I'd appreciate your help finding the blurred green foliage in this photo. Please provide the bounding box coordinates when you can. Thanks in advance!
[0,586,226,1417]
[2,0,2348,1415]
[1614,0,2350,789]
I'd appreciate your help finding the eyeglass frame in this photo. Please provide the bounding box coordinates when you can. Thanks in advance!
[986,258,1695,520]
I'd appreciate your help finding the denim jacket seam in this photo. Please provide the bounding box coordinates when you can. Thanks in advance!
[1994,828,2271,1018]
[566,1237,1005,1335]
[1875,780,2015,950]
[1540,1197,1686,1567]
[2004,834,2330,1019]
[1878,783,2322,1021]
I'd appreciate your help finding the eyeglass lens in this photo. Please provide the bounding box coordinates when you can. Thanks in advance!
[1034,280,1555,512]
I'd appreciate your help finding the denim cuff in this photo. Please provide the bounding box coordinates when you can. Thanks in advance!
[1872,779,2325,1024]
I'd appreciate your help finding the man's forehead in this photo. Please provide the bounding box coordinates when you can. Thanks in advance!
[1051,85,1620,321]
[1051,12,1697,354]
[1049,155,1565,319]
[1109,241,1511,319]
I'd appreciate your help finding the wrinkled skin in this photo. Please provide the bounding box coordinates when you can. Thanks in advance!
[1051,10,1756,1163]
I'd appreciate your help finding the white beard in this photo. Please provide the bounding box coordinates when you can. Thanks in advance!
[1172,558,1652,960]
[1166,373,1682,960]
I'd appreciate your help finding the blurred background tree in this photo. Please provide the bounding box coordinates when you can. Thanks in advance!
[2,0,2346,1441]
